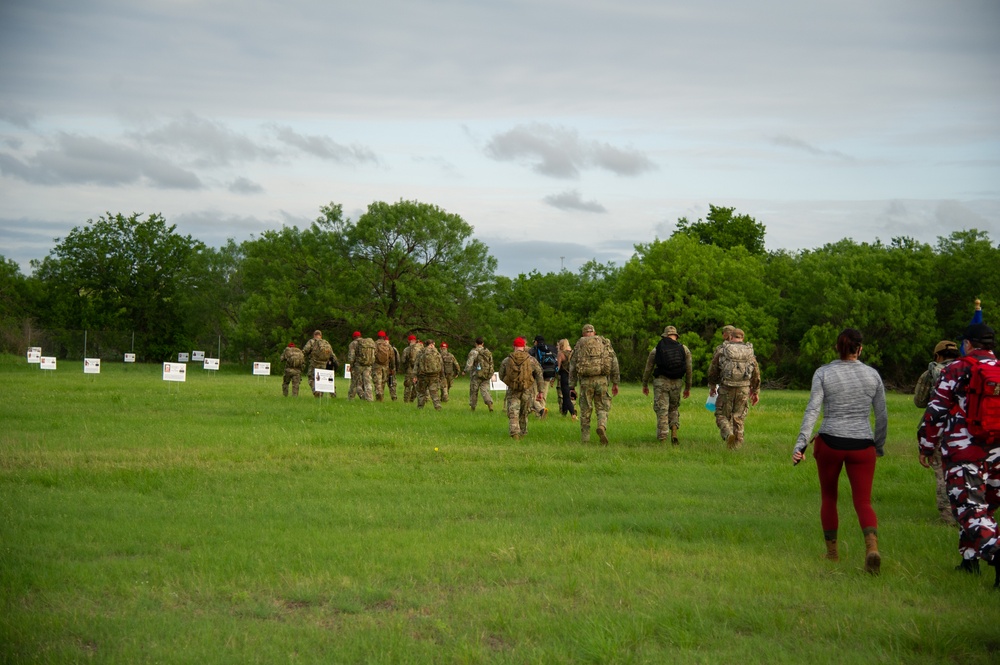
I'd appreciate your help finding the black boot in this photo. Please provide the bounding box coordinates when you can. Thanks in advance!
[955,559,980,575]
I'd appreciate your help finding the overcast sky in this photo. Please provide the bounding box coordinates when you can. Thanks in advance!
[1,0,998,276]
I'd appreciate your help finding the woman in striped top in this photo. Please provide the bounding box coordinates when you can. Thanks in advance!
[793,328,888,574]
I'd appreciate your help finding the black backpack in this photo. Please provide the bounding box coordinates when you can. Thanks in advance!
[653,337,686,379]
[534,344,559,380]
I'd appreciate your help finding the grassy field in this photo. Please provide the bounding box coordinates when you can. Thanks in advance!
[1,355,997,664]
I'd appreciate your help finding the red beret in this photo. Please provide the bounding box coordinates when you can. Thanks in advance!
[514,337,526,348]
[408,335,416,341]
[377,330,386,338]
[353,331,361,338]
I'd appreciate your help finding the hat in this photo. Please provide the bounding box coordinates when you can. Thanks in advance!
[313,329,322,336]
[441,342,448,348]
[661,325,678,338]
[582,324,595,334]
[933,340,958,355]
[534,335,545,343]
[514,337,526,348]
[288,342,296,347]
[352,331,361,338]
[964,323,995,344]
[408,335,416,341]
[377,330,386,338]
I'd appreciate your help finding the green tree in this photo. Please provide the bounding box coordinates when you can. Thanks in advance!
[326,199,498,340]
[672,205,767,255]
[610,234,778,381]
[932,229,999,336]
[30,213,206,360]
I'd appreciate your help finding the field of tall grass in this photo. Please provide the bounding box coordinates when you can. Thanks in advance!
[1,355,997,664]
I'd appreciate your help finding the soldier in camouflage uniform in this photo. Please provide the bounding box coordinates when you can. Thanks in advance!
[914,339,961,524]
[642,325,692,445]
[569,323,620,445]
[279,342,305,397]
[412,339,444,410]
[372,331,395,402]
[346,332,375,401]
[400,335,420,403]
[464,337,495,413]
[498,337,545,440]
[387,337,400,401]
[438,342,462,403]
[302,330,338,398]
[707,328,760,449]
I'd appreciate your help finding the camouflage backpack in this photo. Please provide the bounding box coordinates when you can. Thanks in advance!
[313,339,333,363]
[357,337,377,365]
[285,346,305,370]
[720,342,756,387]
[502,349,534,391]
[475,348,494,380]
[420,348,443,376]
[375,339,392,365]
[574,335,610,378]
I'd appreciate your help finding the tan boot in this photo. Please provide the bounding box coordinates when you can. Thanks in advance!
[863,530,880,575]
[670,425,679,445]
[825,539,839,562]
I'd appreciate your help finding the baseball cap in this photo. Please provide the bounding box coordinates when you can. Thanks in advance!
[964,323,995,344]
[933,340,958,355]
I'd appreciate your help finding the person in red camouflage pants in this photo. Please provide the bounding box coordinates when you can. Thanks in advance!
[918,322,999,583]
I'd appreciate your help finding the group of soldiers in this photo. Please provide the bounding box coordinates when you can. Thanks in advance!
[278,322,762,451]
[280,330,463,408]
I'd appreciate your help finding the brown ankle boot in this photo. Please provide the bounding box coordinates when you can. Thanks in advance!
[863,530,880,575]
[825,539,839,562]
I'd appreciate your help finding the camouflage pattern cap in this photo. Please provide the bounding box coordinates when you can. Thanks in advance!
[582,324,595,334]
[721,325,735,335]
[662,325,678,338]
[313,330,322,336]
[933,340,958,355]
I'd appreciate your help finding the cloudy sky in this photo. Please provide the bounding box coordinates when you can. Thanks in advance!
[1,0,998,276]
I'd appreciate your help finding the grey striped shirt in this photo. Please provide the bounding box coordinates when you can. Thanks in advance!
[795,360,888,456]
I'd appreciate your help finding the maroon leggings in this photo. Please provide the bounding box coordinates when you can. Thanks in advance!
[813,435,878,532]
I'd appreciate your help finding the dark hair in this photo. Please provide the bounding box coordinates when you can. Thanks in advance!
[835,328,863,360]
[475,336,484,345]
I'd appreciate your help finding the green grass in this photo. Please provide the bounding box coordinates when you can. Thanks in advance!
[1,355,997,664]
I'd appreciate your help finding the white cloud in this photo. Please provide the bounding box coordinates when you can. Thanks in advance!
[543,190,608,213]
[486,123,655,178]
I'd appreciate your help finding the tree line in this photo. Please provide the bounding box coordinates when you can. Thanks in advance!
[1,201,996,389]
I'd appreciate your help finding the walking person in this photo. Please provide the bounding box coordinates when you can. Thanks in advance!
[707,328,760,449]
[913,339,961,524]
[792,328,888,574]
[568,324,619,445]
[918,322,1000,581]
[556,338,576,420]
[641,325,692,445]
[464,337,495,413]
[498,337,545,440]
[280,342,305,397]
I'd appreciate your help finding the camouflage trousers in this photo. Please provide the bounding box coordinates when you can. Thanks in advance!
[349,364,374,401]
[387,372,397,400]
[439,375,456,403]
[578,376,611,443]
[652,376,684,441]
[929,449,957,524]
[282,368,301,397]
[373,364,390,401]
[404,371,418,402]
[533,378,555,415]
[505,387,534,437]
[469,375,494,410]
[307,364,324,397]
[715,385,750,443]
[416,375,442,410]
[944,449,1000,562]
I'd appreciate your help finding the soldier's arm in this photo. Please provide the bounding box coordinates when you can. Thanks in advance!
[641,350,655,388]
[684,346,693,392]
